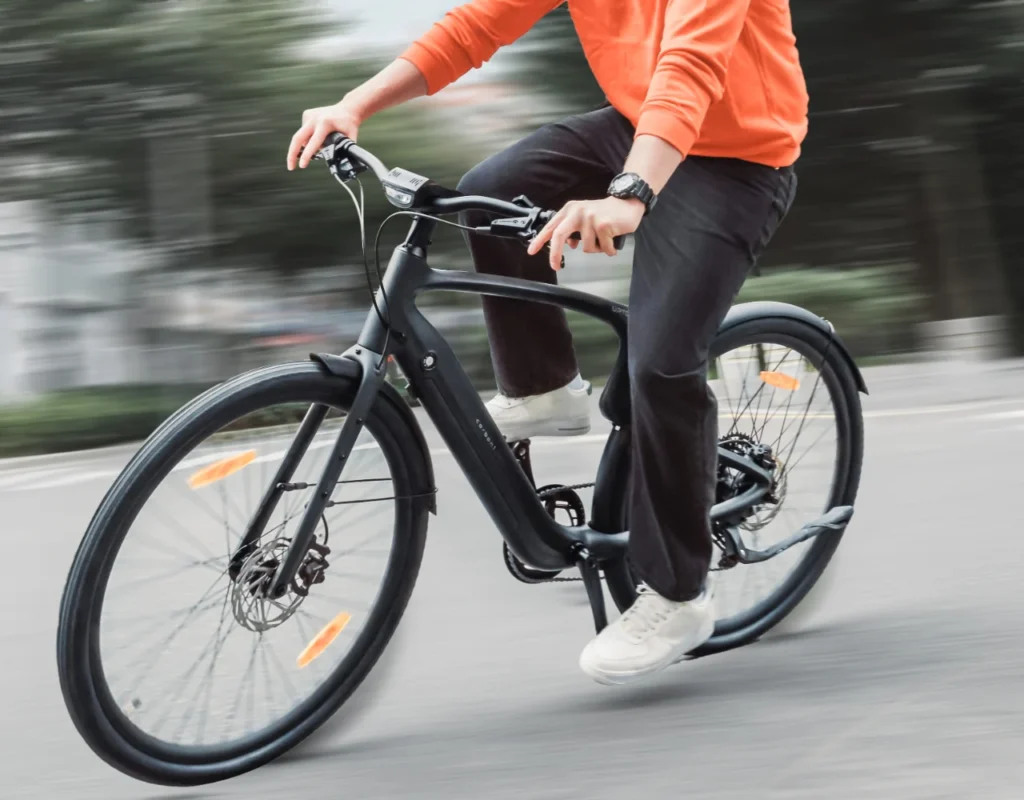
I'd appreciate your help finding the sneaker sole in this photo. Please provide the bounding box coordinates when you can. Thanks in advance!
[578,612,716,687]
[498,418,592,441]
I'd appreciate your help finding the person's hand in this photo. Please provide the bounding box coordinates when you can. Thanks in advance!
[527,196,644,270]
[287,101,363,171]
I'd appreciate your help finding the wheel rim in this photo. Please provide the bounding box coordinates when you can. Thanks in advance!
[94,400,401,755]
[707,333,850,633]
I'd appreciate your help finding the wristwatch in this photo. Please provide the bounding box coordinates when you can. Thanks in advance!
[607,172,657,215]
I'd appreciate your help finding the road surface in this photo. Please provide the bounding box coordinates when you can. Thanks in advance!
[1,360,1022,799]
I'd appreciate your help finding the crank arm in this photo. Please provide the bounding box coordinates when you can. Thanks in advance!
[726,505,854,565]
[574,547,609,634]
[266,346,388,598]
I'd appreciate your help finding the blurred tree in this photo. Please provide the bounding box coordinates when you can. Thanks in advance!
[0,0,474,272]
[515,4,604,118]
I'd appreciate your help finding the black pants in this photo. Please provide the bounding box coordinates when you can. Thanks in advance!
[459,106,797,601]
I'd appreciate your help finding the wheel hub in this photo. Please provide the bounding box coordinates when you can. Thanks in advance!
[231,537,331,632]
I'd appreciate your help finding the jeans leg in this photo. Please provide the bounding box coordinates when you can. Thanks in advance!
[626,157,798,601]
[456,109,633,397]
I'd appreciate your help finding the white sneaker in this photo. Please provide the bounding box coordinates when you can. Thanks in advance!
[485,376,592,441]
[579,584,715,686]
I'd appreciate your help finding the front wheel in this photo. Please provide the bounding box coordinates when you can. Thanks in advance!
[57,362,431,786]
[603,315,864,654]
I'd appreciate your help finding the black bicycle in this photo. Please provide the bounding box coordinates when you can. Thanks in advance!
[57,134,865,786]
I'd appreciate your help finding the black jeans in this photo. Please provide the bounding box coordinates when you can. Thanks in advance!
[458,106,797,601]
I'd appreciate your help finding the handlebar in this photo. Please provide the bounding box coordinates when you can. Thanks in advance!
[314,133,625,252]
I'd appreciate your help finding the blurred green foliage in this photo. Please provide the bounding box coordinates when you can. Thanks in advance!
[0,385,342,457]
[0,385,204,457]
[735,266,926,357]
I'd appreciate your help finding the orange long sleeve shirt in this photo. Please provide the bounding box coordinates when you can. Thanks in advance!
[400,0,808,168]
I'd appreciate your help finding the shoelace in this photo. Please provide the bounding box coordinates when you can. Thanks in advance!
[617,584,677,639]
[489,393,527,409]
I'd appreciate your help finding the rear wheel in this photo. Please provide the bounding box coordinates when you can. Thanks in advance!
[603,316,864,654]
[57,362,431,786]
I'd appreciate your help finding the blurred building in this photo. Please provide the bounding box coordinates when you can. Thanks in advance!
[0,202,146,402]
[0,202,365,405]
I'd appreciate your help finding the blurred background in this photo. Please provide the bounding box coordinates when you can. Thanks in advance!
[3,4,1024,800]
[1,0,1021,454]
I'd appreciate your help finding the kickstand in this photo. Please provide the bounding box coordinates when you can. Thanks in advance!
[575,548,608,634]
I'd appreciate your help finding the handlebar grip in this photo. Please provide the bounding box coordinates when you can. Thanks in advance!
[568,232,627,252]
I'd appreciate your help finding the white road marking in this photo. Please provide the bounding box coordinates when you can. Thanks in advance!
[0,468,77,490]
[973,409,1024,421]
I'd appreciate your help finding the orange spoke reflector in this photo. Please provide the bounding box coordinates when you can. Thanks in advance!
[759,371,800,391]
[187,450,257,490]
[297,612,351,669]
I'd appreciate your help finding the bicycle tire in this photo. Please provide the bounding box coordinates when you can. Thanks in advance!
[602,315,864,655]
[57,361,431,786]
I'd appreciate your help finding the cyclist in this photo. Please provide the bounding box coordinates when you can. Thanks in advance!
[287,0,807,686]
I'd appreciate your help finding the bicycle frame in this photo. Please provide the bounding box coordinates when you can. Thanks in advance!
[239,216,779,600]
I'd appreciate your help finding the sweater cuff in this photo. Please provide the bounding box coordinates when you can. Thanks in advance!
[634,107,700,160]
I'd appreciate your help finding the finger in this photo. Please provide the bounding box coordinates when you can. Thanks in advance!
[549,219,576,271]
[579,216,600,254]
[596,224,618,257]
[287,122,314,171]
[528,207,568,256]
[299,121,330,169]
[567,238,580,250]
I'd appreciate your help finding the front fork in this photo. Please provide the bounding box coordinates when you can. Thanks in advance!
[229,346,388,598]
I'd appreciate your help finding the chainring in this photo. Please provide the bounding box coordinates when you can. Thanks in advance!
[503,483,591,584]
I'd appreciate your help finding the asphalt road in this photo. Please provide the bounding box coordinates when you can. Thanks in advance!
[2,359,1023,800]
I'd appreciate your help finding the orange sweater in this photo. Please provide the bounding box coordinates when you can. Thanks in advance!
[400,0,809,168]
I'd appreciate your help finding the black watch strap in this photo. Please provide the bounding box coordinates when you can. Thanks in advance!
[607,172,657,215]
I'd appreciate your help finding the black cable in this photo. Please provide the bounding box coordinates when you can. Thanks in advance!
[368,211,502,370]
[336,171,515,371]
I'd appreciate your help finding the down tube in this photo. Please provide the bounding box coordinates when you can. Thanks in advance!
[396,315,574,572]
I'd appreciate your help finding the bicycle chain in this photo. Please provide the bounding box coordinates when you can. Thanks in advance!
[536,482,594,499]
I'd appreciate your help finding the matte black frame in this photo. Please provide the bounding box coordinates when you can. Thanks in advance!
[235,135,860,600]
[243,215,775,598]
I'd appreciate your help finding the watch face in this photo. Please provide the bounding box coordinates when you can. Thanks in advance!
[610,174,634,194]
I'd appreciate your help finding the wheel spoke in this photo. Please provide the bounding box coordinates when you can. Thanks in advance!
[697,333,854,634]
[75,386,436,760]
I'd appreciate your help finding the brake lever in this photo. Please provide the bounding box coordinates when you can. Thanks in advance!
[488,211,627,270]
[532,208,627,252]
[313,134,367,182]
